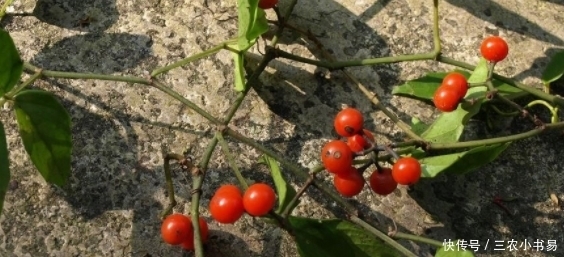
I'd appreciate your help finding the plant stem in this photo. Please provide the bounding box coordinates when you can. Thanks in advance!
[160,153,186,218]
[151,40,238,77]
[429,121,564,150]
[191,136,219,257]
[3,69,42,99]
[23,62,150,84]
[392,232,444,248]
[438,56,564,107]
[273,48,436,70]
[281,175,314,218]
[486,81,541,126]
[217,131,249,190]
[349,216,418,257]
[432,0,441,56]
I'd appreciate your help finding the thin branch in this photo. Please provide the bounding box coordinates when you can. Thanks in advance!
[191,136,220,257]
[217,131,249,190]
[151,39,239,77]
[392,232,444,248]
[281,175,315,218]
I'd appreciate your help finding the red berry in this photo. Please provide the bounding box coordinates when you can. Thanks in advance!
[258,0,278,9]
[392,157,422,185]
[369,168,397,195]
[321,140,354,176]
[161,213,192,245]
[334,108,364,137]
[433,86,460,112]
[441,72,468,99]
[480,36,509,63]
[209,185,245,224]
[180,216,209,251]
[346,129,375,152]
[333,167,365,197]
[243,183,277,216]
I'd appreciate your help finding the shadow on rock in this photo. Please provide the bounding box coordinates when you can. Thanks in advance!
[31,33,153,73]
[446,0,564,46]
[33,0,118,33]
[408,132,564,256]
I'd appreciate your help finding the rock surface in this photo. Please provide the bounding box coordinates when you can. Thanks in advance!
[0,0,563,257]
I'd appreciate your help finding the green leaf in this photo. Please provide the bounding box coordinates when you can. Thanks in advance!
[420,60,490,143]
[410,117,430,136]
[420,143,510,178]
[0,29,23,95]
[232,52,246,92]
[0,122,10,216]
[259,155,298,214]
[14,90,72,186]
[541,50,564,84]
[237,0,269,51]
[392,71,471,101]
[392,69,523,102]
[467,58,489,84]
[289,216,404,257]
[435,240,476,257]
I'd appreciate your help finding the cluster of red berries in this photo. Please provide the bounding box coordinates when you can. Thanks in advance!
[321,108,422,198]
[161,213,209,251]
[161,183,276,251]
[433,36,509,112]
[209,183,276,224]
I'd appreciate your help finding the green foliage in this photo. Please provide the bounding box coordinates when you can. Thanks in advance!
[0,122,10,216]
[289,216,404,257]
[392,69,523,103]
[259,155,298,214]
[232,0,269,92]
[237,0,269,51]
[410,117,429,136]
[13,90,72,187]
[541,50,564,84]
[0,29,23,95]
[419,59,490,143]
[392,71,471,101]
[420,143,511,178]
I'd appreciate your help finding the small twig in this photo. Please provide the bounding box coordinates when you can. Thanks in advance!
[486,81,543,127]
[160,153,189,218]
[191,136,220,257]
[216,131,249,190]
[391,232,444,248]
[281,175,315,218]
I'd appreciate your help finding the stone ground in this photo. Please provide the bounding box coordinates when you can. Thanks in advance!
[0,0,563,256]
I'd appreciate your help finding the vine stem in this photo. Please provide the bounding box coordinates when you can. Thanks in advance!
[273,48,436,70]
[428,120,564,150]
[160,153,186,218]
[349,216,418,257]
[281,175,315,218]
[392,232,444,248]
[1,69,42,104]
[150,39,239,77]
[191,136,219,257]
[216,131,249,190]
